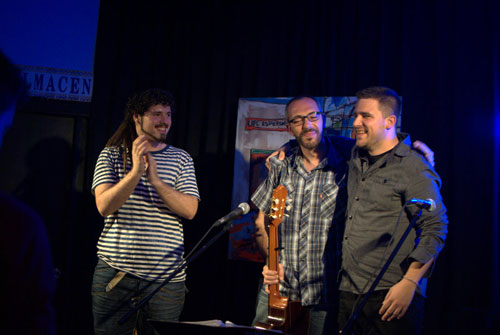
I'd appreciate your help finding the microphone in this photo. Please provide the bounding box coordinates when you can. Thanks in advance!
[408,198,436,212]
[213,203,251,227]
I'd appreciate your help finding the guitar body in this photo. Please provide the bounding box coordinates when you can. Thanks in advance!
[254,185,310,334]
[255,298,309,334]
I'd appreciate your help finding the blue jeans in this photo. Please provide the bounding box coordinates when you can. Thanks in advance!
[253,283,337,335]
[92,259,186,335]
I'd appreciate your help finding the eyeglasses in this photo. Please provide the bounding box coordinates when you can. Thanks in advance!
[288,111,324,126]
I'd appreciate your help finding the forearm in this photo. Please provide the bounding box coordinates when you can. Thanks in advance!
[95,171,142,217]
[254,210,269,258]
[151,179,198,219]
[379,259,434,321]
[403,258,434,285]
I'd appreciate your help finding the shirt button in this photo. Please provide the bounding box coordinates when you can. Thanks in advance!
[348,215,352,220]
[344,236,348,240]
[361,178,366,181]
[355,196,359,201]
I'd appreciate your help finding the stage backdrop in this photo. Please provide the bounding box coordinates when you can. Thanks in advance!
[229,96,402,261]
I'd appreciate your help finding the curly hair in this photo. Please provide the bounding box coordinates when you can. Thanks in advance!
[106,88,176,173]
[124,88,175,118]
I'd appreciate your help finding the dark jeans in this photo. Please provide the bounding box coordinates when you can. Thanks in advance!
[91,259,185,335]
[337,290,424,335]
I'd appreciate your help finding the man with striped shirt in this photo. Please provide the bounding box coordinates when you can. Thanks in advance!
[91,89,200,334]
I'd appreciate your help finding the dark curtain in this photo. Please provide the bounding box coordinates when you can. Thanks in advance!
[84,0,500,334]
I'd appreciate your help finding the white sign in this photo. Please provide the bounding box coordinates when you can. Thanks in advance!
[20,65,93,102]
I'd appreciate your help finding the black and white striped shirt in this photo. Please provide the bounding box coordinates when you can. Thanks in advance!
[92,145,200,282]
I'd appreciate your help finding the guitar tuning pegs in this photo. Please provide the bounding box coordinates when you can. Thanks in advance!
[270,215,277,219]
[286,205,292,211]
[273,199,280,205]
[284,214,289,217]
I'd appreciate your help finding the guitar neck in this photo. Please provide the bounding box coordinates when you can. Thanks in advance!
[266,184,287,298]
[268,223,280,296]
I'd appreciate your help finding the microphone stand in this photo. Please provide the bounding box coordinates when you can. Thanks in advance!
[339,209,423,335]
[118,219,235,325]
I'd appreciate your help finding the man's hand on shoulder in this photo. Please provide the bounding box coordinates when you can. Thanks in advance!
[412,140,435,167]
[265,142,293,170]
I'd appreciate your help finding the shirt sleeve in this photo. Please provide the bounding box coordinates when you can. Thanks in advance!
[405,157,448,274]
[91,147,119,194]
[250,156,284,212]
[175,151,200,201]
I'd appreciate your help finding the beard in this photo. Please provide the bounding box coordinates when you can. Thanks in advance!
[156,132,167,142]
[353,126,369,148]
[297,128,322,150]
[140,119,168,143]
[141,126,166,143]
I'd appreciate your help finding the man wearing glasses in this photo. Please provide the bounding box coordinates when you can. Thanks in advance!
[91,89,200,334]
[251,96,353,334]
[251,94,434,334]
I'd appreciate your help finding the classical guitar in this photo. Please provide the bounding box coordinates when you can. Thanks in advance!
[254,185,309,334]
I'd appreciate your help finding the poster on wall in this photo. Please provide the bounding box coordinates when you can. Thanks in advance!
[228,96,402,262]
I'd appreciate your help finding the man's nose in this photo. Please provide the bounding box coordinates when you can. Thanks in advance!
[303,117,314,128]
[159,114,169,123]
[352,115,362,127]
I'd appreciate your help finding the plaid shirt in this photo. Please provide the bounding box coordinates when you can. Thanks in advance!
[251,137,352,306]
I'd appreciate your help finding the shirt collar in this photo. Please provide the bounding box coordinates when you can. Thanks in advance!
[353,132,412,159]
[351,132,412,172]
[393,132,412,157]
[288,137,343,171]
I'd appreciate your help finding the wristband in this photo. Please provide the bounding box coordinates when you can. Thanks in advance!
[403,276,418,286]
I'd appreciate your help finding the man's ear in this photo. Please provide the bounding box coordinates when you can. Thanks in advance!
[132,113,140,125]
[385,114,396,129]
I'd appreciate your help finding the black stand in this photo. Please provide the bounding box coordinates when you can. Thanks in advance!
[339,209,423,335]
[118,220,234,325]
